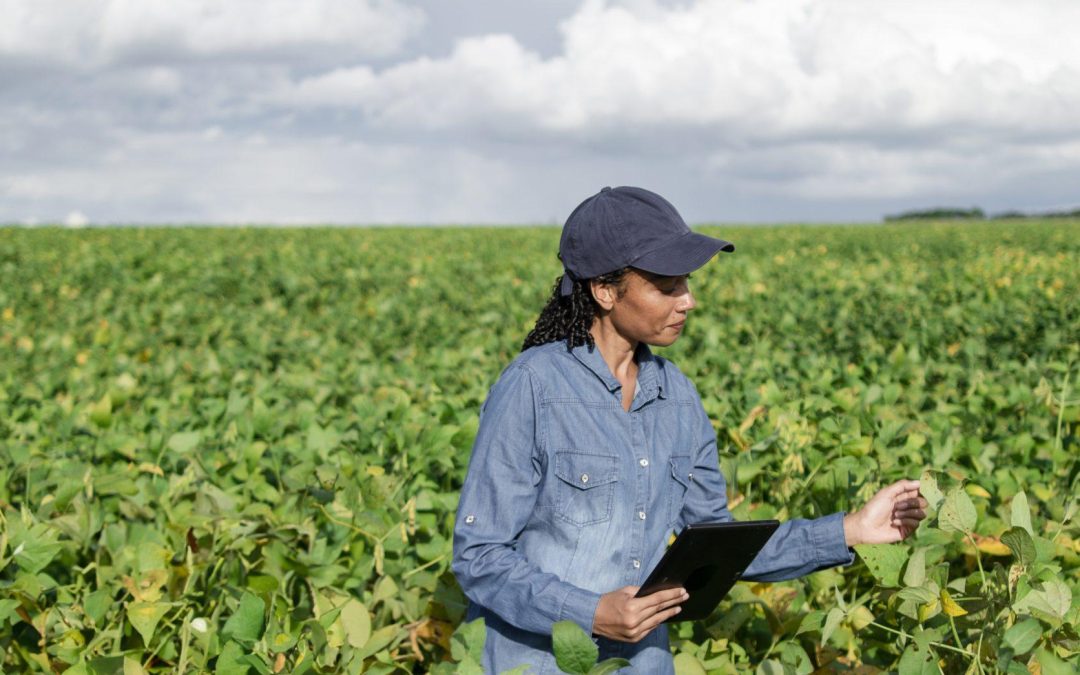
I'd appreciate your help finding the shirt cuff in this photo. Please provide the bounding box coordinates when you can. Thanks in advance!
[813,511,856,568]
[560,587,602,635]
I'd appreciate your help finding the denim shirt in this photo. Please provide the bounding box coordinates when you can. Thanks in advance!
[452,341,854,674]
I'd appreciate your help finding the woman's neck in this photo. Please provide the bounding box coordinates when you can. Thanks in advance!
[590,320,638,411]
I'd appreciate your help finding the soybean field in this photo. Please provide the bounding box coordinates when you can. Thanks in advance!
[1,220,1078,674]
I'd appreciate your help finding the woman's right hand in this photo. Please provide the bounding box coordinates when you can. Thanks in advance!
[592,586,689,642]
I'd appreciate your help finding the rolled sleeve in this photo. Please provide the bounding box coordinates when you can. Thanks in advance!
[681,401,855,582]
[452,364,600,636]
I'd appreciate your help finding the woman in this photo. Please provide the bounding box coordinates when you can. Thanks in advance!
[452,186,928,673]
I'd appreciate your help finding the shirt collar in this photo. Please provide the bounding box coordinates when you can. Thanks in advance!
[569,340,665,404]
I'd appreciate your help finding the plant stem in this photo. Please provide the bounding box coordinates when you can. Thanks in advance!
[947,615,964,654]
[965,533,987,586]
[868,620,974,657]
[317,503,380,541]
[1054,370,1070,453]
[402,554,446,579]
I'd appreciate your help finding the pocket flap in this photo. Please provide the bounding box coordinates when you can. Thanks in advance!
[669,455,692,489]
[554,452,618,490]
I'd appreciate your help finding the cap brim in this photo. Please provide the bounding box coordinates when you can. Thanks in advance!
[631,232,734,276]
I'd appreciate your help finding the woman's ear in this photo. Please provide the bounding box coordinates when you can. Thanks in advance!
[590,279,617,311]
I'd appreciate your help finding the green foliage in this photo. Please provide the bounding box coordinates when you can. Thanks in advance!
[0,220,1077,672]
[551,620,631,674]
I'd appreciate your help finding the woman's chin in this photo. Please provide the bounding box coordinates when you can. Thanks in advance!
[646,333,682,348]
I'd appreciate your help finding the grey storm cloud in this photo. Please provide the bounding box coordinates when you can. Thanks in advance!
[2,0,1080,224]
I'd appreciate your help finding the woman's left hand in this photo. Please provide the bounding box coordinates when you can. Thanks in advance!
[843,479,929,546]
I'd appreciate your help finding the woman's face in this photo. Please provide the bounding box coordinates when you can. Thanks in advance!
[596,269,697,347]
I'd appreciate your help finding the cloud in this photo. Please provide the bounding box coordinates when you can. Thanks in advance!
[0,127,522,224]
[4,0,1080,223]
[0,0,424,66]
[275,0,1080,147]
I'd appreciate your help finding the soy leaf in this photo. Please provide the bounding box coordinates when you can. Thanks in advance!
[1013,579,1072,620]
[552,620,598,674]
[214,640,249,675]
[897,645,937,675]
[11,523,62,574]
[796,610,824,635]
[450,617,486,664]
[127,602,170,645]
[167,431,202,454]
[938,486,976,534]
[1010,491,1034,536]
[1001,527,1036,568]
[919,471,944,511]
[821,607,844,644]
[939,589,967,617]
[340,598,371,649]
[903,547,927,587]
[856,543,908,587]
[355,625,399,661]
[222,592,264,644]
[123,659,149,675]
[672,653,707,675]
[592,658,633,674]
[1003,618,1041,654]
[1034,647,1074,675]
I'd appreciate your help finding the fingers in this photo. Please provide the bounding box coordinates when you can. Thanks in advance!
[631,587,687,612]
[891,517,924,530]
[649,591,689,616]
[883,479,920,499]
[892,496,928,522]
[612,587,688,642]
[626,604,683,641]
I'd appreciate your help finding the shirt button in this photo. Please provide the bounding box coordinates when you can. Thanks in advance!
[639,458,649,467]
[633,560,641,569]
[464,515,475,524]
[688,472,694,481]
[638,511,646,520]
[581,473,589,484]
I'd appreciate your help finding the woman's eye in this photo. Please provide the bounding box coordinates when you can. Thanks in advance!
[662,275,689,294]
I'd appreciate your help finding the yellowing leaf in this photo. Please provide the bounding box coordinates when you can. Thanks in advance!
[918,597,940,622]
[940,589,967,617]
[848,605,874,631]
[127,602,170,645]
[971,533,1012,557]
[138,463,165,477]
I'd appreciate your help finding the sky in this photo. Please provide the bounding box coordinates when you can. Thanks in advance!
[3,0,1080,225]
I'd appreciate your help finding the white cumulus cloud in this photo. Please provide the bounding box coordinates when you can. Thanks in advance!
[288,0,1080,145]
[4,0,1080,223]
[0,0,424,66]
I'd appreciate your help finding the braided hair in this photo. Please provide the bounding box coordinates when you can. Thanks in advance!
[521,268,630,352]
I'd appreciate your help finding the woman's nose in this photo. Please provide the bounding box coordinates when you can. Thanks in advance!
[679,287,696,312]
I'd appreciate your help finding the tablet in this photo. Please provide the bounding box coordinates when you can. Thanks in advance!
[634,520,780,621]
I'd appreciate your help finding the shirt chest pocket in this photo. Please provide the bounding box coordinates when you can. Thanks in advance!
[553,452,618,527]
[667,455,692,527]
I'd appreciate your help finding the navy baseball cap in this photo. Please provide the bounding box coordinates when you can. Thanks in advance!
[558,186,734,296]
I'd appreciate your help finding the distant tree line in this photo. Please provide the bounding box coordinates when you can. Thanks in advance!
[884,206,1080,221]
